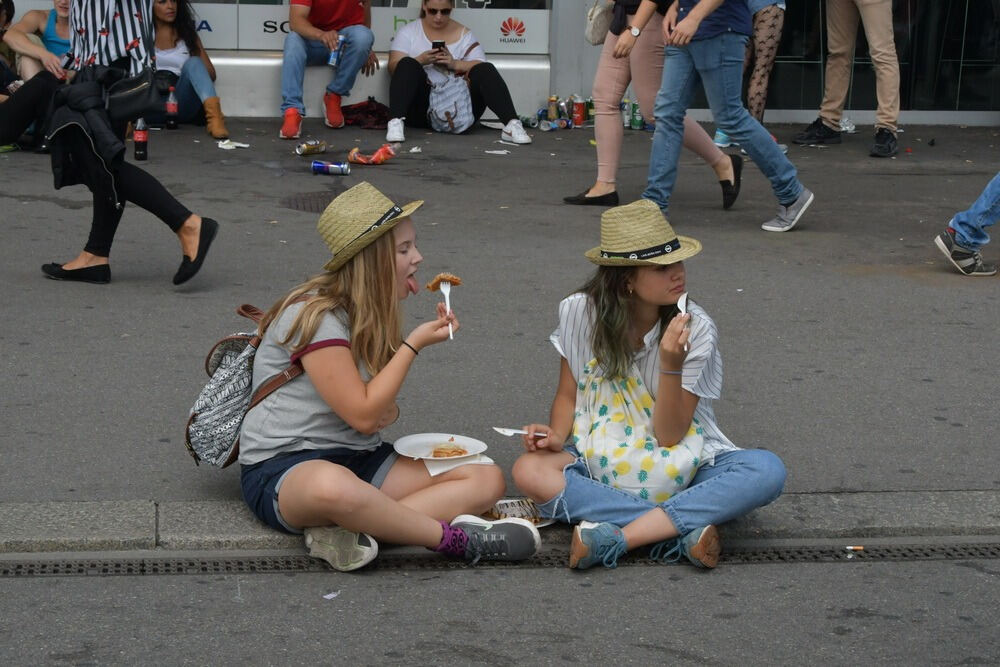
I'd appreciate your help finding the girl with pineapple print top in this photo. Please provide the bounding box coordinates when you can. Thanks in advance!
[512,200,786,570]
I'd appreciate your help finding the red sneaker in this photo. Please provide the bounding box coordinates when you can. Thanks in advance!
[323,92,344,129]
[279,108,302,139]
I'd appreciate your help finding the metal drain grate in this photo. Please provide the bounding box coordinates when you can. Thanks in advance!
[279,190,345,213]
[2,544,998,578]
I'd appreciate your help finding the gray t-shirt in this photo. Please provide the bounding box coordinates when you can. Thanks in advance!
[238,303,380,466]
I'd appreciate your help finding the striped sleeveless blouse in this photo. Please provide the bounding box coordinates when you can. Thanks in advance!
[66,0,154,75]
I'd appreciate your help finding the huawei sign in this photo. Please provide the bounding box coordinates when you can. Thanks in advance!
[499,16,526,43]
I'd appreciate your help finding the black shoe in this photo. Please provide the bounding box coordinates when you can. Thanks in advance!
[173,217,218,285]
[870,127,898,157]
[792,118,841,145]
[563,190,619,206]
[41,262,111,284]
[720,153,742,210]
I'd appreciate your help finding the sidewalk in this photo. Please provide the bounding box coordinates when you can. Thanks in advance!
[2,119,999,566]
[3,490,998,556]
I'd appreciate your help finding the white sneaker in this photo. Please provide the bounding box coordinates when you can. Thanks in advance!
[501,119,531,144]
[304,526,378,572]
[386,117,405,143]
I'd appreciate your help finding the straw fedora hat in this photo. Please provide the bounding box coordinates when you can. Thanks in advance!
[317,182,423,271]
[585,199,701,266]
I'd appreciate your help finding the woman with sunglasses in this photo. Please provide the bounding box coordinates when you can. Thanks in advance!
[385,0,531,144]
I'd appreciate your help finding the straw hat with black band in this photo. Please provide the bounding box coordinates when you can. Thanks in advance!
[317,182,423,272]
[585,199,701,266]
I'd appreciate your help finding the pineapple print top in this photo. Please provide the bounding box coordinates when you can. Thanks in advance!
[550,292,737,466]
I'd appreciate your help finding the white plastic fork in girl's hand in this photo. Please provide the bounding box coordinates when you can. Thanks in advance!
[440,280,453,340]
[492,427,546,438]
[677,292,689,352]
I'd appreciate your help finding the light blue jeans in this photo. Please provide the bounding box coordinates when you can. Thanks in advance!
[280,24,375,114]
[149,57,219,125]
[643,32,803,210]
[535,447,786,540]
[949,171,1000,250]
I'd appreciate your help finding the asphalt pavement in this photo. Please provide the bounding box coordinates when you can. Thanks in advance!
[1,118,999,563]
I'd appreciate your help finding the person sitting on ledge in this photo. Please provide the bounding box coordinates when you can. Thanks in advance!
[278,0,379,140]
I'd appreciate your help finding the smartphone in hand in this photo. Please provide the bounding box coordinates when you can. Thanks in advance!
[431,40,446,51]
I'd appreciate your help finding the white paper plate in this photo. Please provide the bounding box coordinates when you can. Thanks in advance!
[393,433,488,461]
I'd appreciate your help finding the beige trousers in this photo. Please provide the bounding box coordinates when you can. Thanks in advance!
[819,0,900,133]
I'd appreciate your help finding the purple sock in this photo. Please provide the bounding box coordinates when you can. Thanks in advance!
[432,521,468,557]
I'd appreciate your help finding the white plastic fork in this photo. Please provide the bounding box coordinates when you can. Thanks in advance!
[440,280,454,340]
[677,292,689,352]
[492,427,546,438]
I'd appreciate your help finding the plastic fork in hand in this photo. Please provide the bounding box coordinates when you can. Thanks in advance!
[492,427,546,438]
[440,280,454,340]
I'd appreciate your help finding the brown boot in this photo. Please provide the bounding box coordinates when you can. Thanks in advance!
[203,97,229,139]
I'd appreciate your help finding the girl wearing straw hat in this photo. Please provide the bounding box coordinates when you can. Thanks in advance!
[239,182,540,571]
[512,199,786,570]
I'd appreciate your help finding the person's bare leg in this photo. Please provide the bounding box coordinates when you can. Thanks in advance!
[683,116,735,183]
[17,56,43,81]
[176,214,203,259]
[380,457,506,522]
[621,506,677,549]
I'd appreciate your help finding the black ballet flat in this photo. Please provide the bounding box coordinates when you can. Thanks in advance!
[720,153,742,210]
[41,262,111,284]
[173,217,219,285]
[563,190,620,206]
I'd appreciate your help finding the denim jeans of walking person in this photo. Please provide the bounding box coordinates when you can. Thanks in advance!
[950,171,1000,251]
[535,447,786,542]
[280,23,374,114]
[643,32,803,212]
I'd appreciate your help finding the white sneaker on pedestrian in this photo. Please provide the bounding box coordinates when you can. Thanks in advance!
[501,119,532,144]
[386,117,405,143]
[304,526,378,572]
[762,187,814,232]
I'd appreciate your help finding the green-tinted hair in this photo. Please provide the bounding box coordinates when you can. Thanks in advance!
[578,267,676,379]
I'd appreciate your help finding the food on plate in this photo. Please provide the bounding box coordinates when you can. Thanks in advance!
[431,443,468,458]
[425,272,462,291]
[483,498,545,525]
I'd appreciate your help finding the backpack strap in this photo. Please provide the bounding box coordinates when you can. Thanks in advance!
[248,361,304,411]
[237,303,265,322]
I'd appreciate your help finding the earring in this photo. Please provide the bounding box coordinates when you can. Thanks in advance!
[627,286,633,296]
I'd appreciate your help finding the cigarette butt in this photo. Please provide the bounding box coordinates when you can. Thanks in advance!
[845,546,864,551]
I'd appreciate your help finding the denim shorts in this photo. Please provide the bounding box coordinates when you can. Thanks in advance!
[240,443,398,534]
[748,0,785,14]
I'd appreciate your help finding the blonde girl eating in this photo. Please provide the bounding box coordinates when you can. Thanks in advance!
[239,182,540,571]
[512,199,785,570]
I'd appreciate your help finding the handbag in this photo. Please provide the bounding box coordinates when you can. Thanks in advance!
[106,67,161,122]
[103,2,161,122]
[426,41,480,134]
[585,0,614,46]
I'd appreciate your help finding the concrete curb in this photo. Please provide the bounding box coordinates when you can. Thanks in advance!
[2,491,999,555]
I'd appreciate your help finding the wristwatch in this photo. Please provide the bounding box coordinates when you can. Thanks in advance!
[628,25,641,37]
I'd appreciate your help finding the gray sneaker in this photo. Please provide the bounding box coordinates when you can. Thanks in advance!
[934,230,997,276]
[762,187,814,232]
[451,514,541,564]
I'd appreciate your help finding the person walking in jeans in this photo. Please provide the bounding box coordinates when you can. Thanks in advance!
[279,0,379,139]
[642,0,813,232]
[934,172,1000,277]
[792,0,900,158]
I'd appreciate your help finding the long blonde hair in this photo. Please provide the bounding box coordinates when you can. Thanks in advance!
[259,232,402,375]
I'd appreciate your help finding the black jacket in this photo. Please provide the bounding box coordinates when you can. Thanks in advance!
[46,66,127,208]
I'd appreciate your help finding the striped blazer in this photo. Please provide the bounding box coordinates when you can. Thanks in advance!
[67,0,154,75]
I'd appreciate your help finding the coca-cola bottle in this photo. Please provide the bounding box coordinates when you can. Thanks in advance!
[165,86,179,130]
[133,117,148,161]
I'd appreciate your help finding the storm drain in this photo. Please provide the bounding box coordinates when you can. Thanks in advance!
[2,543,999,578]
[279,190,346,213]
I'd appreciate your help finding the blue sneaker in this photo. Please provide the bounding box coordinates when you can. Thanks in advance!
[713,129,735,148]
[648,525,721,568]
[569,521,628,569]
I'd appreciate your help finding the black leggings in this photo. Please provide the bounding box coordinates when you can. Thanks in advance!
[59,126,191,257]
[388,57,518,128]
[0,71,61,145]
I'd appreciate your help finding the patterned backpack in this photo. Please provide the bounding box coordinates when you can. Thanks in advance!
[184,304,302,467]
